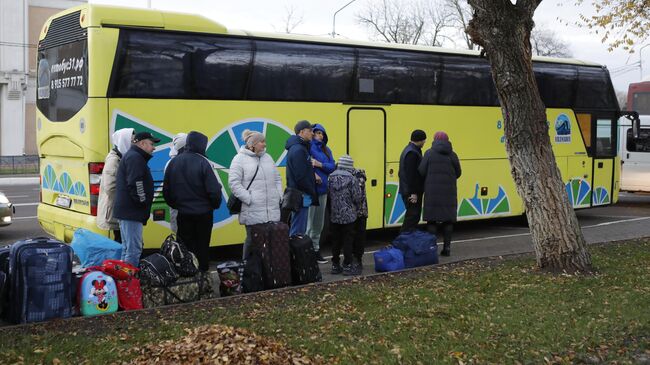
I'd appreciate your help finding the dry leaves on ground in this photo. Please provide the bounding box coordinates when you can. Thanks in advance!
[125,324,326,365]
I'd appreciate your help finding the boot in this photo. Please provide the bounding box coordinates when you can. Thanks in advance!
[440,242,451,257]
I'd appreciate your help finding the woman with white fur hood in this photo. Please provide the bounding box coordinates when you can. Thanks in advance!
[165,133,188,233]
[96,128,134,242]
[229,129,283,259]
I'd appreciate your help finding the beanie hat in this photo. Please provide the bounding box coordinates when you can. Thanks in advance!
[410,129,427,142]
[294,120,314,134]
[434,131,449,141]
[242,129,265,147]
[337,154,354,170]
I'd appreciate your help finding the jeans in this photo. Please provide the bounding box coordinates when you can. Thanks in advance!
[400,193,422,232]
[119,220,143,267]
[177,212,213,272]
[289,206,309,237]
[330,222,355,266]
[306,194,327,251]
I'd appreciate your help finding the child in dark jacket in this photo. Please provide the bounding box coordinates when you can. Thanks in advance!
[328,155,363,276]
[351,168,368,269]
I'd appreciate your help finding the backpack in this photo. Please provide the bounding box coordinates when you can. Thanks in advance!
[140,253,179,287]
[78,271,118,316]
[160,234,199,277]
[100,260,143,311]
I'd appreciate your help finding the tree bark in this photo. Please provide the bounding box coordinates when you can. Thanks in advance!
[466,0,592,273]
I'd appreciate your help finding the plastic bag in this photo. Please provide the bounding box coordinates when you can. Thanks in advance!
[71,229,122,268]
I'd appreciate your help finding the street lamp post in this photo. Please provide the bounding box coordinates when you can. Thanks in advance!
[331,0,358,38]
[639,44,650,80]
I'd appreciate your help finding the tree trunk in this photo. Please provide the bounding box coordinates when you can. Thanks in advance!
[466,0,592,273]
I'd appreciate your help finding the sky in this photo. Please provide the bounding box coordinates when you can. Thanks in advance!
[89,0,647,93]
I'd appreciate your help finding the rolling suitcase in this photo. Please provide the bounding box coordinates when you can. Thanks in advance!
[8,237,73,324]
[249,222,292,289]
[289,235,322,285]
[78,270,118,316]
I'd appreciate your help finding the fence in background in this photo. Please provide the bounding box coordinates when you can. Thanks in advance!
[0,155,39,175]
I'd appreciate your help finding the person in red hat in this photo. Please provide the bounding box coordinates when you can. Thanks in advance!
[418,131,462,256]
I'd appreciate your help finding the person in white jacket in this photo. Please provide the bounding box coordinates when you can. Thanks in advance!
[96,127,134,242]
[229,129,283,259]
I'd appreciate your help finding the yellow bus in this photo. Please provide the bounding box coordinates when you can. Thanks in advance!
[36,4,622,248]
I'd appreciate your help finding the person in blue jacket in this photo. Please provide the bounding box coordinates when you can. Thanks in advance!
[306,123,335,264]
[285,120,318,237]
[113,131,159,266]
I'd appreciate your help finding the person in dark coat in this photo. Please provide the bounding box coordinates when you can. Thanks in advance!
[398,129,427,232]
[114,131,159,266]
[285,120,318,237]
[418,131,462,256]
[163,131,223,272]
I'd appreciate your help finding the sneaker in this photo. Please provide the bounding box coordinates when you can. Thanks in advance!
[343,262,362,276]
[316,252,328,264]
[331,263,343,274]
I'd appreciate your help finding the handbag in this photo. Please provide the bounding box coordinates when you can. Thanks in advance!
[140,253,179,287]
[227,163,260,214]
[281,187,303,212]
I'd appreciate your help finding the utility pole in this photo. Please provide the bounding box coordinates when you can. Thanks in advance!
[331,0,358,38]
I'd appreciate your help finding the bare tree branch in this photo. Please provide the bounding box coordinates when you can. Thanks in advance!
[275,4,304,34]
[530,24,573,58]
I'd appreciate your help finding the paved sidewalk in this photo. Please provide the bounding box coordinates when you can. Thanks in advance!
[0,175,39,186]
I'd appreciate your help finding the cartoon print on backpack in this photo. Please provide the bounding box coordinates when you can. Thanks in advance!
[90,279,109,311]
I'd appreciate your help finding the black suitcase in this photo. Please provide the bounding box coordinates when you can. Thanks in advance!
[8,237,73,324]
[289,235,322,285]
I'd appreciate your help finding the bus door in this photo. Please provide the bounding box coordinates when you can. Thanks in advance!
[592,114,617,206]
[620,124,650,192]
[347,108,386,229]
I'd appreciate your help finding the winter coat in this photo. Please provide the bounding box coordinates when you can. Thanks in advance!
[163,131,222,216]
[328,169,362,225]
[310,124,336,196]
[285,135,318,204]
[418,140,462,223]
[229,146,283,226]
[97,128,134,230]
[399,142,424,196]
[113,144,154,224]
[351,169,368,218]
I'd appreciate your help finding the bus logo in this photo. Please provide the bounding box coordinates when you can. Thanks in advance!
[554,113,572,144]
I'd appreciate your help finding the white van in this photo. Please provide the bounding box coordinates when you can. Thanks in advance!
[619,115,650,192]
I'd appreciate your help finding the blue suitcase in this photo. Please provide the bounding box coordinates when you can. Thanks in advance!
[8,237,74,324]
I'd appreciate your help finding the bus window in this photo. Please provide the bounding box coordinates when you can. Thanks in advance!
[249,40,355,102]
[626,128,650,152]
[576,113,592,149]
[596,119,615,156]
[632,92,650,115]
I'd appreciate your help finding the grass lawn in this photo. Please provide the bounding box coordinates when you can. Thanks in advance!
[1,239,649,364]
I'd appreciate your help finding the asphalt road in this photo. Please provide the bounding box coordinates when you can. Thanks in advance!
[1,182,649,282]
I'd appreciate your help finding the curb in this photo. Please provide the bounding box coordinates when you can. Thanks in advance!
[0,177,40,186]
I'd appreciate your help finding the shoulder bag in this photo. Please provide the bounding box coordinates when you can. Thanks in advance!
[227,161,260,215]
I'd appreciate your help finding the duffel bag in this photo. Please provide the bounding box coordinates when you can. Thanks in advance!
[374,246,405,272]
[160,234,199,277]
[392,230,438,268]
[140,253,178,287]
[141,272,213,308]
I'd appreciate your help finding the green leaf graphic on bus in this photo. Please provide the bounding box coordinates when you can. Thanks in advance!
[458,184,510,218]
[592,186,610,206]
[565,178,591,207]
[384,182,406,225]
[112,111,292,227]
[41,165,87,197]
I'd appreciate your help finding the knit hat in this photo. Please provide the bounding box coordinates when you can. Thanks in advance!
[434,131,449,141]
[410,129,427,142]
[294,120,314,134]
[337,154,354,170]
[242,129,265,147]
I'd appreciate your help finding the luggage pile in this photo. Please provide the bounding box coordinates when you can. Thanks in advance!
[374,230,439,273]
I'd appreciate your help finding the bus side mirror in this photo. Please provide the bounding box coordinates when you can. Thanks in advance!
[620,111,641,138]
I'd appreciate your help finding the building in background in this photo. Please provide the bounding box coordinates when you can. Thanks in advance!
[0,0,85,156]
